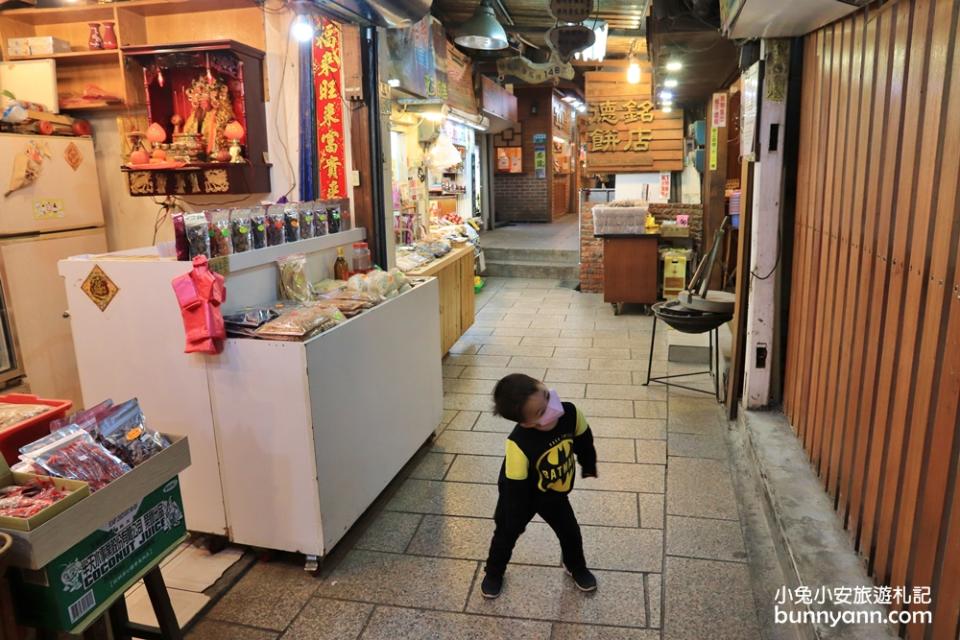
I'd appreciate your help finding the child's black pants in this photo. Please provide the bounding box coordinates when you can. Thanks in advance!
[484,488,586,577]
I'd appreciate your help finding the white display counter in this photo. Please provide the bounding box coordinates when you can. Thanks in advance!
[58,231,443,561]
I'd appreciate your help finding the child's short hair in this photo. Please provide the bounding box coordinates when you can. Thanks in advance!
[493,373,540,423]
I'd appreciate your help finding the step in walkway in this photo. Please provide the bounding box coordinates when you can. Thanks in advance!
[482,247,579,281]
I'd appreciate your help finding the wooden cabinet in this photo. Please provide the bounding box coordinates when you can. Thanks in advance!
[409,245,476,355]
[601,236,659,305]
[0,0,264,112]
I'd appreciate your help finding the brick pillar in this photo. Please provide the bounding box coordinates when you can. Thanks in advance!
[579,206,604,292]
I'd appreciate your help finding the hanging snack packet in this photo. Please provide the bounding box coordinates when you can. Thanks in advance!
[314,203,329,237]
[20,425,130,491]
[266,205,286,246]
[328,203,342,233]
[231,209,253,253]
[98,399,169,466]
[185,212,210,259]
[250,209,268,250]
[209,209,233,258]
[277,253,313,303]
[284,204,301,243]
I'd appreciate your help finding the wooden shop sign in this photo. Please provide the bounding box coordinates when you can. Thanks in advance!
[584,72,683,173]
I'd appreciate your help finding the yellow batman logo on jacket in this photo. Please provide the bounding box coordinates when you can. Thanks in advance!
[535,438,575,492]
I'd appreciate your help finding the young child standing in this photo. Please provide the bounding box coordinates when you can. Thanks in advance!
[481,373,599,598]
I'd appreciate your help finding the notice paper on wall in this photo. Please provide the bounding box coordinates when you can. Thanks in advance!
[711,92,727,128]
[709,128,719,171]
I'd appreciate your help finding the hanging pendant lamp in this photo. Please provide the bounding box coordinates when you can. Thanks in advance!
[455,0,509,51]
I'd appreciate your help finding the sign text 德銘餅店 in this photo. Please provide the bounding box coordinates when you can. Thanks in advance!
[583,71,684,173]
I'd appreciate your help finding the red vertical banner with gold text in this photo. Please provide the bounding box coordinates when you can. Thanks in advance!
[313,17,347,200]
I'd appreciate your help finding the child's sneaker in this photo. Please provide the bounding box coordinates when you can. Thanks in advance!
[565,566,598,592]
[481,572,503,598]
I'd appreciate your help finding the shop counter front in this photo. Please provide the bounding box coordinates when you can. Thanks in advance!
[594,233,661,312]
[59,233,443,562]
[408,244,475,355]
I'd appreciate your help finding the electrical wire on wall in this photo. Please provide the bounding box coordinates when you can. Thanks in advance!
[252,0,298,199]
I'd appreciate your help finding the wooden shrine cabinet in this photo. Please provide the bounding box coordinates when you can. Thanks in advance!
[121,40,271,197]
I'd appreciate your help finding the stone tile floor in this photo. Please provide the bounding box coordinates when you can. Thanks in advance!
[188,277,764,640]
[480,215,580,251]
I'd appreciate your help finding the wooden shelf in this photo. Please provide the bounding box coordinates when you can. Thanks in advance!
[0,4,114,25]
[0,0,255,22]
[9,49,120,65]
[59,100,124,112]
[0,0,265,110]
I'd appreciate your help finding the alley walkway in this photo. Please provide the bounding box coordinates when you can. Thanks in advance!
[188,277,766,640]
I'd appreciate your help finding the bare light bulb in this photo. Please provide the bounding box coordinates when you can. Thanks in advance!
[627,62,641,85]
[664,78,678,88]
[666,60,683,72]
[292,14,315,42]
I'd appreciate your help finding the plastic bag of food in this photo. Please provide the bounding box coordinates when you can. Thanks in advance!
[230,209,253,253]
[327,203,342,233]
[254,304,344,341]
[185,212,210,259]
[48,399,114,434]
[299,203,315,240]
[97,399,169,466]
[251,210,268,250]
[20,425,130,491]
[277,253,313,303]
[11,459,45,474]
[266,205,285,246]
[0,478,69,519]
[284,205,301,243]
[172,213,189,261]
[314,205,329,236]
[209,209,233,257]
[312,279,346,296]
[0,403,50,431]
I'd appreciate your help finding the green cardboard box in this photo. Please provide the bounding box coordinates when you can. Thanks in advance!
[11,477,187,633]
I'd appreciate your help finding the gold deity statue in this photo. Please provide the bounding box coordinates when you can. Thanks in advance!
[183,76,236,157]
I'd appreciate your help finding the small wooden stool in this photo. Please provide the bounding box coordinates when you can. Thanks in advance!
[33,566,181,640]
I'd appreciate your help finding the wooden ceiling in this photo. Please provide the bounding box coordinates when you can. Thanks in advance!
[647,14,740,107]
[431,0,648,60]
[431,0,739,107]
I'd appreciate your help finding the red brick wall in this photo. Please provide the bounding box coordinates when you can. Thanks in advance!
[580,206,604,292]
[579,202,704,293]
[494,87,554,223]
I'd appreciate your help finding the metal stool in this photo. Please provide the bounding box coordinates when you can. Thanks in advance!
[643,301,730,402]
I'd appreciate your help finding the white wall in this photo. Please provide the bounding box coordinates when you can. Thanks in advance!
[614,172,670,203]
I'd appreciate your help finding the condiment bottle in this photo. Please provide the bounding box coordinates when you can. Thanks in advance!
[334,247,350,280]
[352,242,371,273]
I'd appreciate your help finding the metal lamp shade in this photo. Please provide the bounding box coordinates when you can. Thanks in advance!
[455,0,508,50]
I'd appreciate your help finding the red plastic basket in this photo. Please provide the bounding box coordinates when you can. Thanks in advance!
[0,393,72,465]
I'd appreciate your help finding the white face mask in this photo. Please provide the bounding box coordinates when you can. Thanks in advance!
[538,389,564,426]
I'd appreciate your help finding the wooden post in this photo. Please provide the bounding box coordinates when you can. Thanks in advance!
[744,41,789,408]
